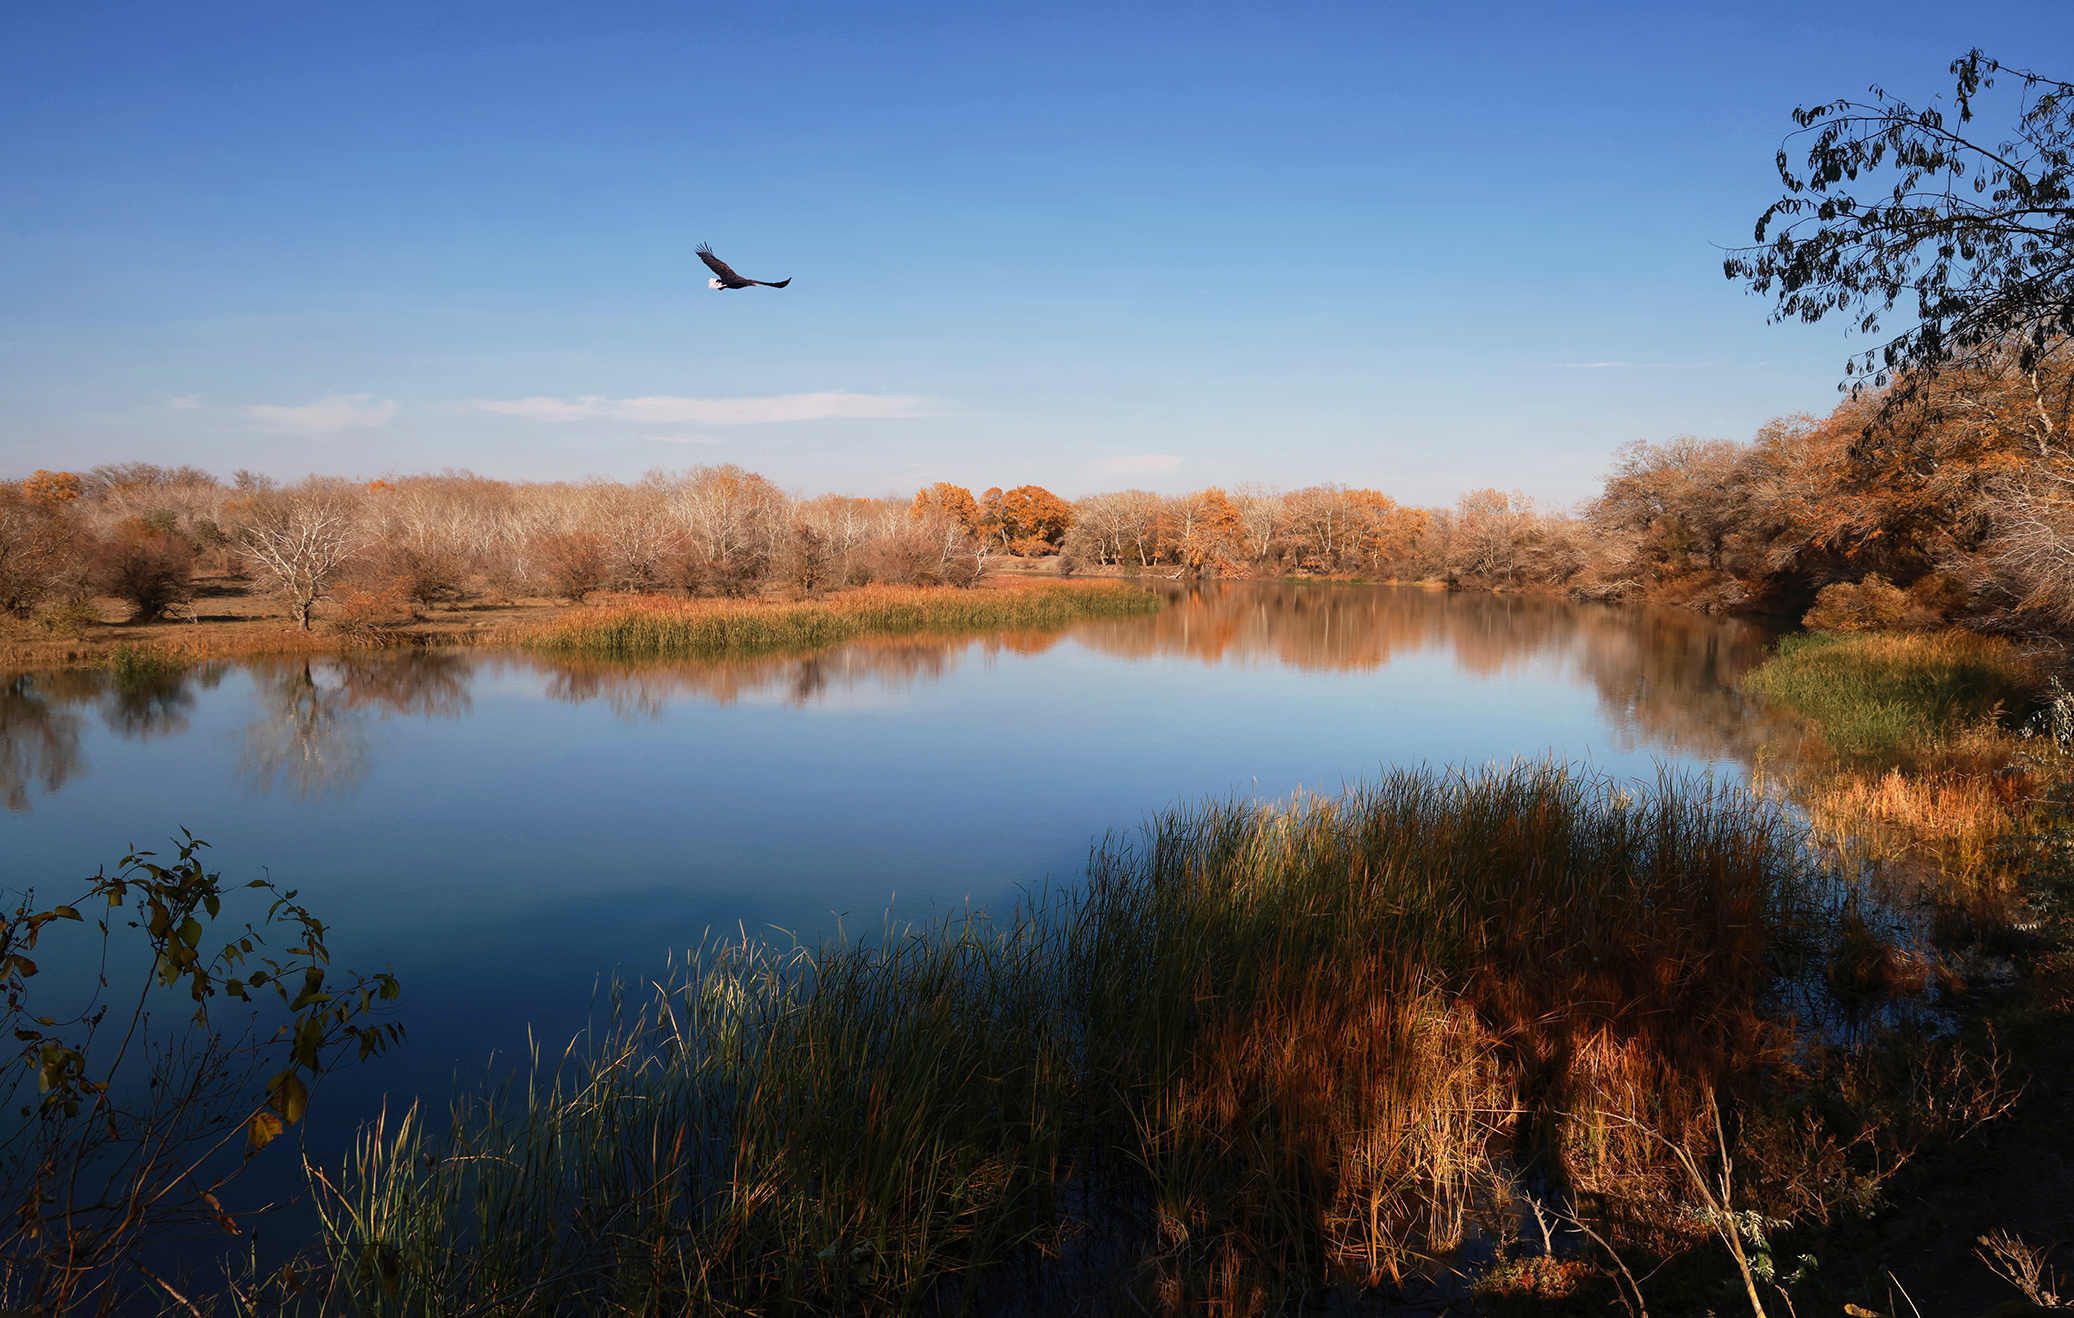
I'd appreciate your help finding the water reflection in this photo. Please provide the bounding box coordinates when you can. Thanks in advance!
[1,674,88,810]
[1,584,1790,809]
[102,663,206,741]
[239,653,473,800]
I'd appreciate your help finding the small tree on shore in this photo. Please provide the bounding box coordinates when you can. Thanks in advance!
[232,479,367,630]
[93,518,195,621]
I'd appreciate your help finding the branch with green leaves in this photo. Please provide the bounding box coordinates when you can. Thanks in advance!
[0,831,404,1314]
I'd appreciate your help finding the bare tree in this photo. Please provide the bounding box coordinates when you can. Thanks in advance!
[1231,481,1283,565]
[232,478,367,629]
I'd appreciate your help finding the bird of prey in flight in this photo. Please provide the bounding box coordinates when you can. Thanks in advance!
[697,244,791,290]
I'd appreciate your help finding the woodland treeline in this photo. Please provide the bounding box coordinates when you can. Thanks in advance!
[4,350,2073,633]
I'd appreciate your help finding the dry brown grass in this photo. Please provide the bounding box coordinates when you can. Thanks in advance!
[519,579,1161,658]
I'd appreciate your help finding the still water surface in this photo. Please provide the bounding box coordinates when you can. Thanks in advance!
[2,582,1788,1116]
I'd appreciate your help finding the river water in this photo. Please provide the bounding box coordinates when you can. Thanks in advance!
[2,582,1789,1126]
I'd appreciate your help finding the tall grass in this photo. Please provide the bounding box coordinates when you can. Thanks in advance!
[1743,628,2062,912]
[520,581,1161,660]
[1742,630,2038,764]
[307,762,1830,1315]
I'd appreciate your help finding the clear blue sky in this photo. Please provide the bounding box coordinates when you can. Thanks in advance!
[3,2,2067,505]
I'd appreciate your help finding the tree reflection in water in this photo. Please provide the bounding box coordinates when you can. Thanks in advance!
[1,673,89,811]
[1,584,1793,806]
[99,662,220,742]
[238,652,473,799]
[514,583,1794,767]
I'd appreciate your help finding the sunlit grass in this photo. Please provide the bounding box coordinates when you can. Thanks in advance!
[1742,629,2038,764]
[520,580,1162,658]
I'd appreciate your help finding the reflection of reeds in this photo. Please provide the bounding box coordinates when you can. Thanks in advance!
[520,582,1161,658]
[314,762,1821,1314]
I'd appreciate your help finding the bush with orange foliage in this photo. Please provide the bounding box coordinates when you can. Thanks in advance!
[91,517,194,622]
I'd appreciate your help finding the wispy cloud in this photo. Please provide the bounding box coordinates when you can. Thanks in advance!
[165,394,204,409]
[1095,454,1183,474]
[646,434,723,445]
[469,391,931,425]
[473,395,605,421]
[1534,361,1691,369]
[248,394,399,433]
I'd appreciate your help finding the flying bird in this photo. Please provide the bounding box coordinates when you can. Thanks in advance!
[697,244,791,290]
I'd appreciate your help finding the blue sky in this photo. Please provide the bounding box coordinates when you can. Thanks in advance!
[3,2,2068,505]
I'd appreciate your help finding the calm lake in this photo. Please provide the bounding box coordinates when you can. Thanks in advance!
[2,581,1788,1129]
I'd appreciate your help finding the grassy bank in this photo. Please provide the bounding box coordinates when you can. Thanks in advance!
[263,762,1960,1317]
[1736,627,2074,1310]
[1742,629,2057,895]
[1742,630,2040,765]
[518,580,1162,659]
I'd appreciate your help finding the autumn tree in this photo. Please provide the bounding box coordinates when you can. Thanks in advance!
[665,465,788,596]
[1592,437,1749,576]
[92,518,196,621]
[1230,482,1283,564]
[1064,490,1162,568]
[980,484,1073,555]
[1452,489,1533,583]
[1346,491,1427,574]
[20,471,81,507]
[0,482,91,616]
[1159,487,1246,577]
[911,483,983,539]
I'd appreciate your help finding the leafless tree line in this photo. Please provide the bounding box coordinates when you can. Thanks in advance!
[24,354,2074,639]
[0,465,992,631]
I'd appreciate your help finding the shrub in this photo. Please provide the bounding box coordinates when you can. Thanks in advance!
[360,541,471,606]
[539,532,608,602]
[1802,574,1939,632]
[331,578,423,640]
[91,518,195,622]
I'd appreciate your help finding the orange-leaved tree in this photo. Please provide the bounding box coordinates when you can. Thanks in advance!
[1159,487,1246,577]
[911,483,983,541]
[21,472,82,508]
[980,484,1074,555]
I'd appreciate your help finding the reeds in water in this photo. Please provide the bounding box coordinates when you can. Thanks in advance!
[309,762,1828,1315]
[520,582,1162,660]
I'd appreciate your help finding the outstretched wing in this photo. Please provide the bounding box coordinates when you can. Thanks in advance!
[757,278,792,289]
[696,243,745,284]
